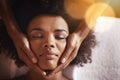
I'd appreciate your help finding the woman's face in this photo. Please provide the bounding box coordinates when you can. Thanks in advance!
[27,15,69,70]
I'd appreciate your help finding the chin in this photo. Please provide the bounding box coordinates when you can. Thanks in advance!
[38,60,58,70]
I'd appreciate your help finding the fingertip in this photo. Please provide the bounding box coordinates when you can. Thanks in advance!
[61,58,66,63]
[32,58,37,63]
[43,72,46,76]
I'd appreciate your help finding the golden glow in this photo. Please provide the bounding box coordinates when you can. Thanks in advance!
[95,0,120,17]
[64,0,120,30]
[64,0,95,19]
[85,2,115,29]
[109,0,120,17]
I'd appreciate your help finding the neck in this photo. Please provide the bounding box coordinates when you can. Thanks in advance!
[27,70,68,80]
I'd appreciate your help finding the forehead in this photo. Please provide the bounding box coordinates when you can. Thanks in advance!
[28,15,69,31]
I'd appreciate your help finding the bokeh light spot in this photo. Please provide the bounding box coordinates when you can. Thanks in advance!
[64,0,95,19]
[85,2,115,30]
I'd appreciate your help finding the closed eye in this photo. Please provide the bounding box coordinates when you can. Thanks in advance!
[54,29,69,40]
[29,33,44,39]
[55,35,68,40]
[32,35,43,38]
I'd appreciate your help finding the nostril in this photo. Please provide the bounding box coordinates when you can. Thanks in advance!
[50,45,54,48]
[44,45,48,48]
[44,44,54,48]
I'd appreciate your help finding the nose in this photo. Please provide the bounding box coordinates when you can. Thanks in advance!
[43,35,55,49]
[44,43,54,48]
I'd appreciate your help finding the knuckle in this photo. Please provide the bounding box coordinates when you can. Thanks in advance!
[64,54,70,59]
[69,44,75,49]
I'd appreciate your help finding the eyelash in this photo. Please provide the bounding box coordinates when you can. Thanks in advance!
[30,35,68,40]
[31,35,43,38]
[55,36,67,40]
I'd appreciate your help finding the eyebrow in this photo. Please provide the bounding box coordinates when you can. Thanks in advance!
[31,28,68,33]
[31,28,43,31]
[54,29,68,33]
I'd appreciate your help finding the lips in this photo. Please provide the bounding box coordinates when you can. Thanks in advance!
[45,54,57,60]
[39,50,58,60]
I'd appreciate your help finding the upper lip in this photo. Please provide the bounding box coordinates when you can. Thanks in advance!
[39,49,58,57]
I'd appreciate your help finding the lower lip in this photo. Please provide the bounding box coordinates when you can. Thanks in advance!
[45,54,57,60]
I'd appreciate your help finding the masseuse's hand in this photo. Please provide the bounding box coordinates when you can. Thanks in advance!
[13,32,46,79]
[4,15,47,79]
[49,20,90,76]
[0,0,46,79]
[13,32,37,63]
[0,0,38,63]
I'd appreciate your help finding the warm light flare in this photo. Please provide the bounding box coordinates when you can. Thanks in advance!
[64,0,95,19]
[85,2,115,29]
[64,0,120,31]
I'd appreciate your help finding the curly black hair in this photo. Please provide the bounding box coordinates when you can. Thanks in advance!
[0,0,96,67]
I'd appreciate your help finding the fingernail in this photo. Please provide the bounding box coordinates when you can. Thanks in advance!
[43,72,46,76]
[61,58,66,63]
[32,58,37,63]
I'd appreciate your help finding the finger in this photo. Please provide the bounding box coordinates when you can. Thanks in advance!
[20,49,46,78]
[22,45,37,63]
[48,63,65,77]
[22,38,37,63]
[28,63,46,79]
[51,47,78,75]
[60,36,76,63]
[60,45,74,63]
[14,40,46,78]
[63,46,78,68]
[62,47,78,69]
[80,27,90,41]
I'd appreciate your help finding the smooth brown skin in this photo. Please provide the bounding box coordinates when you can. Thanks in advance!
[27,15,69,80]
[0,0,90,79]
[28,15,69,70]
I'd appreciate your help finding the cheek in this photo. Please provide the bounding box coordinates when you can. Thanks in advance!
[29,40,42,56]
[57,41,67,56]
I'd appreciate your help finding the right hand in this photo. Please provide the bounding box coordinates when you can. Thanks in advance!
[12,32,47,79]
